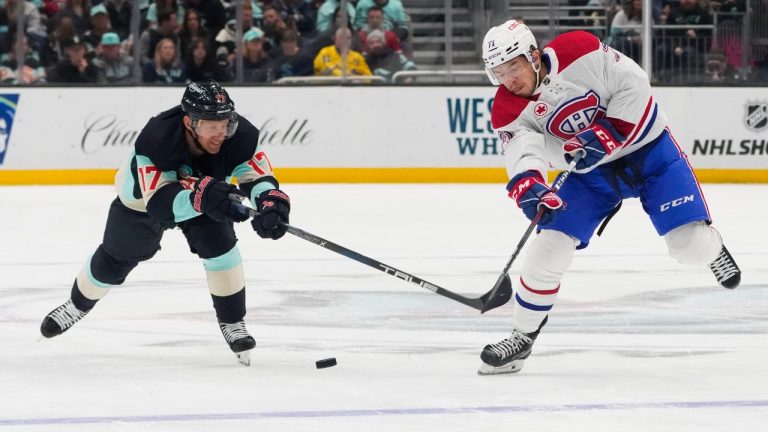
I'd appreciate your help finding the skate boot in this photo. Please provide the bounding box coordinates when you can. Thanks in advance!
[219,321,256,366]
[478,316,547,375]
[709,246,741,289]
[40,299,90,338]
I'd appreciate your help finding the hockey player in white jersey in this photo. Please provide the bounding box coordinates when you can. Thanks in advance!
[478,20,741,375]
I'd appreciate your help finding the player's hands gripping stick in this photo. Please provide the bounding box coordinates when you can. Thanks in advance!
[563,120,625,170]
[189,176,250,223]
[507,171,564,225]
[252,189,291,239]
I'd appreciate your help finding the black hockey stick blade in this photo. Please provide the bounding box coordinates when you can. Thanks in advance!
[481,273,513,314]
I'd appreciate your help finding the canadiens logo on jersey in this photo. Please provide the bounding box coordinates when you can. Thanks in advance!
[498,130,514,143]
[745,102,768,131]
[0,94,20,165]
[546,90,606,140]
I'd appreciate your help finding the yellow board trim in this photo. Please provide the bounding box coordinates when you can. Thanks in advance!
[0,168,766,185]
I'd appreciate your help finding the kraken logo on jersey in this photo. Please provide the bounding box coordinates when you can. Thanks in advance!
[745,102,768,131]
[546,90,607,141]
[0,94,19,165]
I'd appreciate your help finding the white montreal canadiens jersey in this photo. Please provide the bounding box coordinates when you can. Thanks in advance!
[491,31,668,179]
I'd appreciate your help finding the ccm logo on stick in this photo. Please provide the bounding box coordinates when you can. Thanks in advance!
[660,195,695,212]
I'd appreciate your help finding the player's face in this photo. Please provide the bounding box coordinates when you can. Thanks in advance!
[493,56,535,96]
[194,119,229,153]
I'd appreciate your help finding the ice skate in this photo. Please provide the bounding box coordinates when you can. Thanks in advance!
[709,246,741,289]
[219,321,256,366]
[478,316,547,375]
[40,299,90,338]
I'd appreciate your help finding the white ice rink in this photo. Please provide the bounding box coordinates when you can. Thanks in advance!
[0,183,766,431]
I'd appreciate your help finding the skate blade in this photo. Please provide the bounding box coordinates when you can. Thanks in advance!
[477,360,525,376]
[235,350,251,367]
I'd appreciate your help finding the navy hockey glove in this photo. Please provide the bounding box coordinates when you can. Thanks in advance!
[507,171,564,225]
[563,120,625,170]
[252,189,290,239]
[189,176,250,223]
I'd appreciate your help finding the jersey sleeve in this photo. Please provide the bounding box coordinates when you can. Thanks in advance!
[227,118,280,204]
[133,109,201,224]
[599,44,660,146]
[133,153,201,224]
[491,87,549,181]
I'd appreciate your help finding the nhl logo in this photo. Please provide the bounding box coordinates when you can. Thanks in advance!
[745,102,768,131]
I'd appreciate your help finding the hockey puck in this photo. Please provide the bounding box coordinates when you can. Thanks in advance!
[315,358,337,369]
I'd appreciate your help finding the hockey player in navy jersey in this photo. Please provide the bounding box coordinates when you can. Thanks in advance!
[40,80,290,366]
[478,21,741,375]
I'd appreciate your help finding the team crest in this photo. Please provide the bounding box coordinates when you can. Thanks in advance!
[498,130,514,143]
[546,90,606,140]
[745,102,768,131]
[0,94,20,165]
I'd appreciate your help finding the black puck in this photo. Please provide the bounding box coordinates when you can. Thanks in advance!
[315,357,337,369]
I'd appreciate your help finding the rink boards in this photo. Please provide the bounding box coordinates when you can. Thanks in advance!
[0,86,766,184]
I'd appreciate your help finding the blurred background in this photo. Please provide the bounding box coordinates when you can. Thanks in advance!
[0,0,765,86]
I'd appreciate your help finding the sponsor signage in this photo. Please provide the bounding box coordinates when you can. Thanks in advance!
[0,87,766,176]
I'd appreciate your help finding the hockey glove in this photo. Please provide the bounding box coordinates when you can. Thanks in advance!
[252,189,290,239]
[563,119,625,170]
[507,171,564,225]
[189,176,250,223]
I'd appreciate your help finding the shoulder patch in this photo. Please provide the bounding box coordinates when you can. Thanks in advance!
[491,86,536,129]
[544,31,601,73]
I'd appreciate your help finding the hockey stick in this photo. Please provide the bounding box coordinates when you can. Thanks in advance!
[230,195,512,313]
[480,153,583,313]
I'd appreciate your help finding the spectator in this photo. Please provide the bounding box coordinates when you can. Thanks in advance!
[53,0,93,36]
[659,0,713,75]
[0,33,46,84]
[262,4,290,51]
[311,6,362,55]
[140,10,180,64]
[354,0,410,41]
[609,0,643,62]
[142,37,186,83]
[185,0,227,36]
[42,0,62,18]
[3,0,47,39]
[269,0,317,37]
[358,6,400,55]
[40,15,79,67]
[316,0,355,33]
[242,27,269,82]
[147,0,185,29]
[93,32,133,83]
[185,36,226,81]
[83,4,113,52]
[52,35,100,82]
[179,8,211,59]
[364,29,414,81]
[313,27,371,77]
[266,28,314,81]
[705,48,741,83]
[103,0,132,37]
[215,0,255,56]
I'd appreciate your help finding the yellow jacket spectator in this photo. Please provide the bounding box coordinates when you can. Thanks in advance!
[314,28,372,77]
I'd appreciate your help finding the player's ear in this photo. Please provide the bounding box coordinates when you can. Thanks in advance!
[182,115,192,130]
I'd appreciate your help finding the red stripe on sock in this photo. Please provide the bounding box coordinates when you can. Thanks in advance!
[520,278,560,295]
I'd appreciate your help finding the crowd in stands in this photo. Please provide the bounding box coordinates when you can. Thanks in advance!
[576,0,767,83]
[0,0,417,84]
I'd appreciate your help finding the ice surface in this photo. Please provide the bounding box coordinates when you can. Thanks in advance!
[0,184,766,431]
